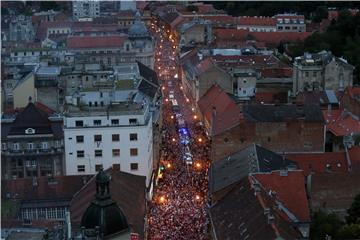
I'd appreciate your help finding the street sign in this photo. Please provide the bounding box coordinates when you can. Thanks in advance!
[130,233,139,240]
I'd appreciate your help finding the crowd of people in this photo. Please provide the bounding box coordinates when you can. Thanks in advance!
[148,21,211,240]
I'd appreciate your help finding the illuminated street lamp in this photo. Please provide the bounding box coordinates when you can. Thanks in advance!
[193,115,198,120]
[195,162,201,169]
[186,98,190,103]
[159,196,166,203]
[162,86,165,90]
[167,163,171,168]
[195,195,200,201]
[170,115,174,119]
[197,137,203,143]
[174,74,178,78]
[180,86,183,90]
[165,98,169,102]
[172,138,176,142]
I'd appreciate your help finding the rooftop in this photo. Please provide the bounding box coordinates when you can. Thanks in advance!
[65,101,147,117]
[243,104,324,123]
[323,109,360,136]
[209,144,297,194]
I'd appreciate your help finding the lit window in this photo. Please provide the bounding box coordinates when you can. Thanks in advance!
[130,148,138,156]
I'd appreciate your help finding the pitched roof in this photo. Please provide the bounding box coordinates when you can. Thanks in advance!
[8,102,52,135]
[286,152,348,176]
[214,29,249,40]
[137,61,159,99]
[67,35,126,49]
[210,179,277,240]
[249,32,311,46]
[209,144,297,194]
[323,109,360,136]
[243,104,324,123]
[238,16,277,26]
[197,84,241,136]
[1,175,91,201]
[296,90,339,107]
[261,68,293,78]
[70,170,146,239]
[253,170,310,222]
[346,86,360,101]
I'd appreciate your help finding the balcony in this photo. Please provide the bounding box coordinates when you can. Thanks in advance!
[2,147,64,156]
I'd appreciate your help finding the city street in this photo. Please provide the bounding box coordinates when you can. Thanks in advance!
[147,20,211,240]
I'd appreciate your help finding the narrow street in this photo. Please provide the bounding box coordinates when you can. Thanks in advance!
[147,20,211,240]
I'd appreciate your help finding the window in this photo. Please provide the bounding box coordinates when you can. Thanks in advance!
[100,92,103,98]
[95,150,102,157]
[75,120,83,127]
[13,143,19,150]
[130,148,138,156]
[77,150,85,157]
[76,136,84,143]
[93,120,101,126]
[129,118,138,125]
[305,71,309,77]
[111,119,119,125]
[313,71,317,77]
[94,135,102,142]
[267,137,271,142]
[28,143,33,150]
[41,142,48,149]
[130,163,138,170]
[130,133,138,141]
[113,164,120,171]
[77,165,85,172]
[95,164,103,172]
[112,149,120,156]
[112,134,120,141]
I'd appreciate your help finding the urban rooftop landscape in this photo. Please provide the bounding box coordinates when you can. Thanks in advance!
[1,1,360,239]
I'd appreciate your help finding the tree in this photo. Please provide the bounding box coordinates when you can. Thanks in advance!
[312,5,328,23]
[310,211,344,240]
[338,224,360,239]
[186,5,198,12]
[347,193,360,224]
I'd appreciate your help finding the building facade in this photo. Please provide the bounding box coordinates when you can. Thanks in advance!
[293,51,354,94]
[73,1,100,20]
[1,102,64,180]
[63,102,154,188]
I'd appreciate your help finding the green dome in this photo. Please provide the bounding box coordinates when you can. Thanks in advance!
[81,198,129,237]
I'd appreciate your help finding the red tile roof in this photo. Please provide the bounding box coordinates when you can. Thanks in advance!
[214,28,249,40]
[261,68,293,78]
[195,57,214,75]
[254,170,310,222]
[2,102,55,116]
[238,16,277,26]
[249,31,311,46]
[197,84,241,136]
[67,35,126,49]
[323,109,360,136]
[346,86,360,100]
[255,92,288,104]
[286,152,348,176]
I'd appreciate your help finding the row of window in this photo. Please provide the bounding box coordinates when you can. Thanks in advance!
[75,118,138,127]
[21,207,66,220]
[75,133,138,143]
[3,142,61,150]
[77,163,138,172]
[75,148,138,158]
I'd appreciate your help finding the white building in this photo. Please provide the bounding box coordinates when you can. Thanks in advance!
[73,1,100,20]
[64,101,153,187]
[63,62,160,191]
[233,69,257,99]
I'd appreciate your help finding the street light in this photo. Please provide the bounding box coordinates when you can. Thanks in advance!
[197,137,203,143]
[167,163,171,168]
[195,162,201,169]
[170,115,174,119]
[186,98,190,103]
[159,196,166,204]
[195,195,200,201]
[193,115,198,120]
[172,138,176,142]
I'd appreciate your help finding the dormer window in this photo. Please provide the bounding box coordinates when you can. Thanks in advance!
[25,128,35,134]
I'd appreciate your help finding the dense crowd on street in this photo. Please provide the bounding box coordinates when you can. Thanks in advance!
[148,21,211,240]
